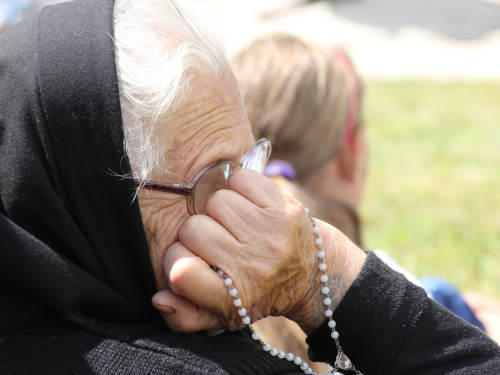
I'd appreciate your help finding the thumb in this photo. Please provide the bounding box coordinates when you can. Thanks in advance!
[152,289,224,333]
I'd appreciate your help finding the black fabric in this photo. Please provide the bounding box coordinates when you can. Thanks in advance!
[307,252,500,374]
[1,253,499,374]
[0,0,158,328]
[0,317,305,375]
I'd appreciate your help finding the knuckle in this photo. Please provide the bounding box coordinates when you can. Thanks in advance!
[223,311,243,331]
[287,200,307,231]
[179,215,203,243]
[168,258,193,295]
[162,241,182,269]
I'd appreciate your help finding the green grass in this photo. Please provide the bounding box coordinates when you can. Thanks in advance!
[361,81,500,299]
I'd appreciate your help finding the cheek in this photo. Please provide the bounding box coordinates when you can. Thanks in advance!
[138,196,190,289]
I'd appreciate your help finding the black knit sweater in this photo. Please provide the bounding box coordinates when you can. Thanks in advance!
[1,252,499,374]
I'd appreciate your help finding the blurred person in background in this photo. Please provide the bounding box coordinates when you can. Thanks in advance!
[231,34,495,361]
[0,0,65,35]
[232,34,366,248]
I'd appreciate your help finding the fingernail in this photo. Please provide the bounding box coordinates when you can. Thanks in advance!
[162,306,175,315]
[152,302,175,315]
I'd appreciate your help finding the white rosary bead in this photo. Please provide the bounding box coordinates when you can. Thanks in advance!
[219,213,361,374]
[305,207,310,214]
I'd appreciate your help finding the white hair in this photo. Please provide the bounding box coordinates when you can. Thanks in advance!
[113,0,230,182]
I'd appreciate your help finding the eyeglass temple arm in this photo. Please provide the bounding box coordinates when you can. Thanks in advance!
[133,180,192,196]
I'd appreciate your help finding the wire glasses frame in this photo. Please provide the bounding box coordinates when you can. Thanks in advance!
[134,138,272,215]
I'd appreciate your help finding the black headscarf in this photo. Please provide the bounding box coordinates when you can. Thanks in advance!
[0,0,158,329]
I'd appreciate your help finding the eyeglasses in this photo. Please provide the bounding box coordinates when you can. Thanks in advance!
[134,138,271,215]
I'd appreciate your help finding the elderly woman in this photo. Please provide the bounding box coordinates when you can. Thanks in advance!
[0,0,498,374]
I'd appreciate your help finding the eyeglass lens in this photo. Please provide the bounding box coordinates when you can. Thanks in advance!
[241,140,271,174]
[193,162,232,215]
[192,140,271,215]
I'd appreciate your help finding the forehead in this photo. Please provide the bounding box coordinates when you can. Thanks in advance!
[163,73,254,181]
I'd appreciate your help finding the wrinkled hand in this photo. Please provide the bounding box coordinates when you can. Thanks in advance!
[152,170,365,334]
[152,170,317,332]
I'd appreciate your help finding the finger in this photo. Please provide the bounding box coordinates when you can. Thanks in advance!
[205,188,269,243]
[162,241,242,328]
[206,176,308,258]
[179,209,276,291]
[152,289,223,333]
[177,214,240,270]
[227,169,285,209]
[163,240,225,303]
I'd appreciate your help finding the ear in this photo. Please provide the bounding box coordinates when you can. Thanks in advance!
[335,130,364,182]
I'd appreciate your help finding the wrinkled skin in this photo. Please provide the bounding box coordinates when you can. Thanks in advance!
[139,73,366,334]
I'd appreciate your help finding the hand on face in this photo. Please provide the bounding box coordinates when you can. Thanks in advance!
[152,169,320,332]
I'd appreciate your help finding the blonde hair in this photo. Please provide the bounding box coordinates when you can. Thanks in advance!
[232,34,364,182]
[232,34,364,245]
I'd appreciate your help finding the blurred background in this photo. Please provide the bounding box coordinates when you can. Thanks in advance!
[1,0,499,320]
[194,0,500,303]
[0,0,63,34]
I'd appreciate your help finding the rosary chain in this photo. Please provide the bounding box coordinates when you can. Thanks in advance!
[216,208,363,375]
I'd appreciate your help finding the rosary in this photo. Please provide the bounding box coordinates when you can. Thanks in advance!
[216,208,363,375]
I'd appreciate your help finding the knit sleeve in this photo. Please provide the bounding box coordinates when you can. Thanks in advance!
[306,251,500,374]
